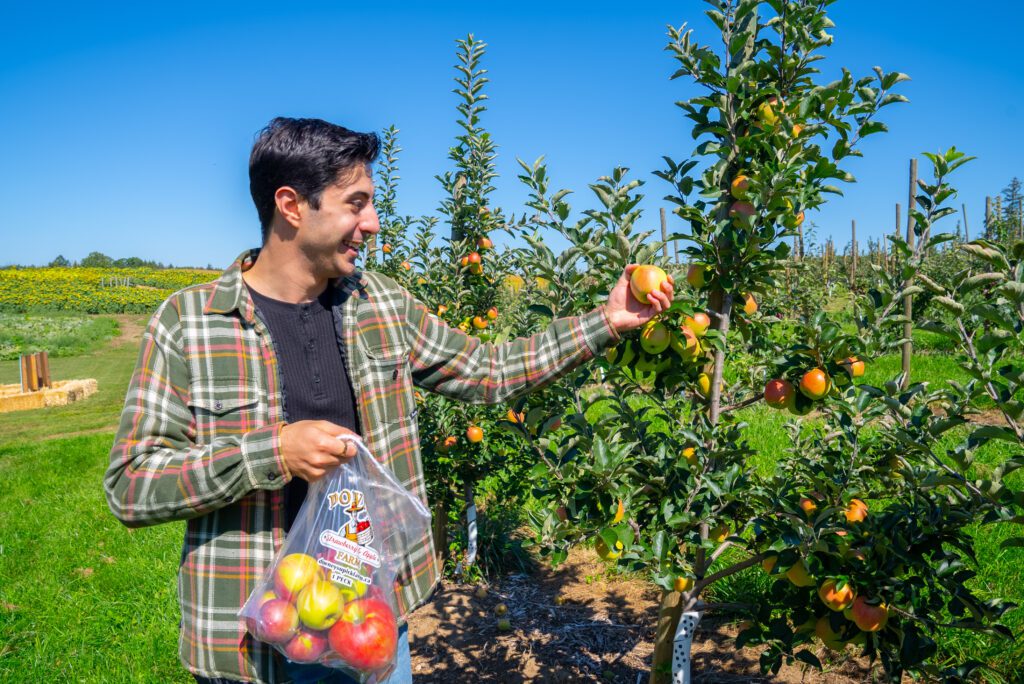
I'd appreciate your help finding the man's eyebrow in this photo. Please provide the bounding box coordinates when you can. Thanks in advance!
[344,189,372,200]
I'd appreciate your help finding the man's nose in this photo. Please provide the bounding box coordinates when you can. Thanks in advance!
[364,205,382,233]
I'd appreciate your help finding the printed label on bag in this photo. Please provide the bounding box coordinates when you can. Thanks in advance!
[320,486,381,587]
[327,487,374,545]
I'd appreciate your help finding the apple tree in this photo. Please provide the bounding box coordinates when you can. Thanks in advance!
[510,2,1020,682]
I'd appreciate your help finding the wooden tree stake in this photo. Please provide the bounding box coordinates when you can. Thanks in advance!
[902,159,917,389]
[661,208,670,261]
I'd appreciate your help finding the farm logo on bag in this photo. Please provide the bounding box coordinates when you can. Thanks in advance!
[327,487,373,545]
[321,487,382,588]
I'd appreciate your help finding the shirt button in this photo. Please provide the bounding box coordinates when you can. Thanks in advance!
[307,340,316,350]
[213,400,223,410]
[267,471,278,481]
[314,375,321,384]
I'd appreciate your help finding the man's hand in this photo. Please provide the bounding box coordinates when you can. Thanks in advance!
[280,420,359,482]
[602,264,675,333]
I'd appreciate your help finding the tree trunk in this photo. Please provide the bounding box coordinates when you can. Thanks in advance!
[432,497,448,564]
[650,590,683,683]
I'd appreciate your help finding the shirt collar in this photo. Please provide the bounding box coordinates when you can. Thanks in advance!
[204,248,368,321]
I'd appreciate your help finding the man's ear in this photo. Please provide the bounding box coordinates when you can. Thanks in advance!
[274,186,304,229]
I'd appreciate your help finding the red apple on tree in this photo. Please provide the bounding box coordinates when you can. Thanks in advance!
[328,597,399,672]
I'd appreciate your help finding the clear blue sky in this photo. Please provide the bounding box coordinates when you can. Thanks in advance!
[1,1,1021,267]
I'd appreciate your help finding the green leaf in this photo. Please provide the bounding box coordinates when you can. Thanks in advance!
[970,425,1019,443]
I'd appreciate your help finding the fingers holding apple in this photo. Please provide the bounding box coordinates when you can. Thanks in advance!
[604,264,676,333]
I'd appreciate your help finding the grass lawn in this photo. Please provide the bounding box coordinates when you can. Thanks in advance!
[0,319,143,443]
[0,311,120,361]
[0,316,1020,679]
[0,434,188,682]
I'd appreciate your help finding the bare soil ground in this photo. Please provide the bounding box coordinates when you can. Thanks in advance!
[407,548,871,683]
[111,314,147,347]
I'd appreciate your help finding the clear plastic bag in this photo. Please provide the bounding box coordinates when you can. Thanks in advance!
[240,435,431,682]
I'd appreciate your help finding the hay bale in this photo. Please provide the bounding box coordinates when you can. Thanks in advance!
[0,379,98,413]
[0,392,46,413]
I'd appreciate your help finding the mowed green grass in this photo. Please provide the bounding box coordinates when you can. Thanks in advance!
[0,434,188,682]
[0,329,141,443]
[0,318,1020,678]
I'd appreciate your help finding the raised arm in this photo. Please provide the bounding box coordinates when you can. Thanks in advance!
[405,265,673,404]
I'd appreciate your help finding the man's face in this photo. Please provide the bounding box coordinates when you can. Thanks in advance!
[295,164,380,279]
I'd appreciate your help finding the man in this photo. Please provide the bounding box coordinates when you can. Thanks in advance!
[105,117,673,684]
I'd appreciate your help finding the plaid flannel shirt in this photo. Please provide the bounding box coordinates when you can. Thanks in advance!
[105,249,618,683]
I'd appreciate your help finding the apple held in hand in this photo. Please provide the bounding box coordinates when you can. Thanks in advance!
[284,627,329,663]
[328,597,399,672]
[629,265,669,305]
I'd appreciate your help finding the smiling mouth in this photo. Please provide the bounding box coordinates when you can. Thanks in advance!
[342,241,362,253]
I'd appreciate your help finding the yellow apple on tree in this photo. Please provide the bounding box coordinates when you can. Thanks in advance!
[683,312,711,337]
[612,499,625,524]
[674,576,694,592]
[785,560,814,587]
[595,537,624,561]
[844,498,868,523]
[818,579,856,611]
[742,292,757,315]
[799,368,831,400]
[840,356,866,378]
[640,320,672,355]
[686,263,707,288]
[730,174,750,200]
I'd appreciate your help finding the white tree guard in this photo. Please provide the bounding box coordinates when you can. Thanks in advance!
[672,610,702,684]
[454,481,478,575]
[464,481,478,566]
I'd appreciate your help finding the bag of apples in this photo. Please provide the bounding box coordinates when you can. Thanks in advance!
[240,435,431,682]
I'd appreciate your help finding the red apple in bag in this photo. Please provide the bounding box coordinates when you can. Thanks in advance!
[256,598,299,644]
[284,627,329,663]
[327,597,398,671]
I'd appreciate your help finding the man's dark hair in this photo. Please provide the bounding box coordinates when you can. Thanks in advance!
[249,117,380,243]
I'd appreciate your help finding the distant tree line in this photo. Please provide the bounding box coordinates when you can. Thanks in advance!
[46,251,216,270]
[985,176,1024,242]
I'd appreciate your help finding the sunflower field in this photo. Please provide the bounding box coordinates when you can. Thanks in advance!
[0,267,219,314]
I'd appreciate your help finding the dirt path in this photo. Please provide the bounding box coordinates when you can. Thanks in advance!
[111,314,147,347]
[406,548,870,683]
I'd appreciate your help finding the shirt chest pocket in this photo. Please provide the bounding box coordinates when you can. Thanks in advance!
[360,346,417,426]
[187,381,263,441]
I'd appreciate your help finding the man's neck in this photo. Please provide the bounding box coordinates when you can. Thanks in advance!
[242,247,327,304]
